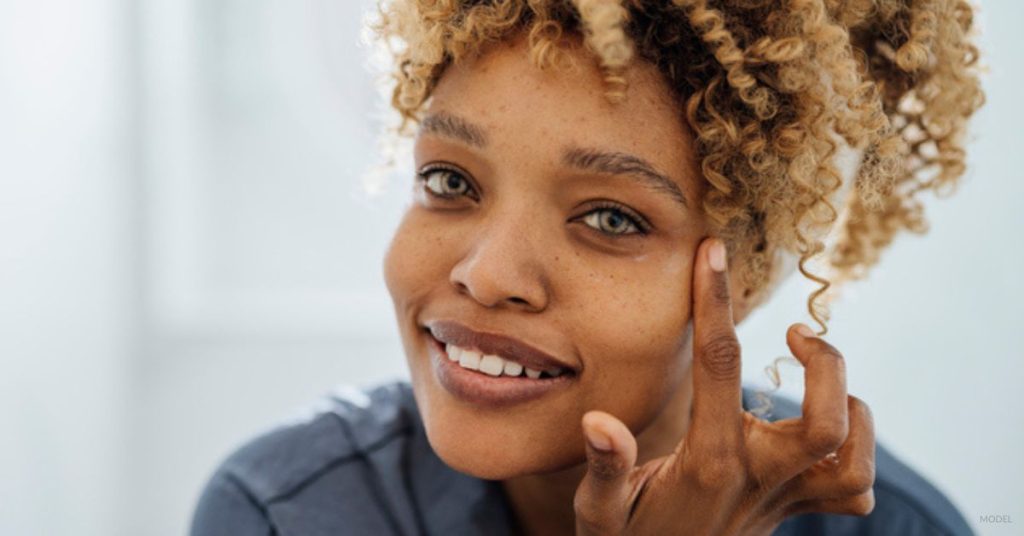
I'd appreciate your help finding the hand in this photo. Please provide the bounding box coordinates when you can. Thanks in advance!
[573,237,877,535]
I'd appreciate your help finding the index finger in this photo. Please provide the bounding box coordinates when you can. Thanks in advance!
[687,237,744,454]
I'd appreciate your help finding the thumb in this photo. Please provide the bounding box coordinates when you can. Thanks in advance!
[575,410,638,534]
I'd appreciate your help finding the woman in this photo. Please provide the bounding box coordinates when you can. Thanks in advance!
[191,0,984,534]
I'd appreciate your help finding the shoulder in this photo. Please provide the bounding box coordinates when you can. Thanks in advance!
[210,380,418,503]
[742,386,974,536]
[190,380,422,536]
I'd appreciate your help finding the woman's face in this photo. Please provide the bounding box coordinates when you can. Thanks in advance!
[384,36,720,479]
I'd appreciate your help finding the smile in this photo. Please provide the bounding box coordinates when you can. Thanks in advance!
[426,330,575,408]
[444,342,567,379]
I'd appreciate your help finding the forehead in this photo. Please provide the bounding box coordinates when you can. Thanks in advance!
[423,37,702,208]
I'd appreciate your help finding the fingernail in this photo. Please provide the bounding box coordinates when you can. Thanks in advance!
[794,323,816,338]
[586,427,613,452]
[708,239,726,272]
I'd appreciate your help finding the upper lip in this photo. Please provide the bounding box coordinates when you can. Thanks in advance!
[425,320,578,374]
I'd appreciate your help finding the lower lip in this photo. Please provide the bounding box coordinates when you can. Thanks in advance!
[426,331,575,409]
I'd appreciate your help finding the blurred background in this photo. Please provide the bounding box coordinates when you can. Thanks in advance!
[1,0,1021,534]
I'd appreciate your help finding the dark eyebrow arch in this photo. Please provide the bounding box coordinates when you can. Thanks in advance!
[417,112,688,209]
[419,112,488,148]
[563,146,689,209]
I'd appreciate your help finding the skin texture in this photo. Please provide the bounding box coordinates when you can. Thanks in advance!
[570,238,875,535]
[369,0,987,360]
[382,35,873,535]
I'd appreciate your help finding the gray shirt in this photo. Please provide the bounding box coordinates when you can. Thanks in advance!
[190,380,973,535]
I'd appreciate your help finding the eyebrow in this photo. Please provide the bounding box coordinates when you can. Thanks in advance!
[420,112,487,148]
[562,147,689,209]
[419,112,689,209]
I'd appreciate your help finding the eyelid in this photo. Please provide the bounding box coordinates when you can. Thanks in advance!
[415,162,653,238]
[418,161,471,176]
[416,162,480,199]
[581,200,652,236]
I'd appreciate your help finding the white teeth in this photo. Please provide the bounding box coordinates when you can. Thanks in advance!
[503,360,523,377]
[446,342,566,379]
[458,349,481,371]
[479,354,504,376]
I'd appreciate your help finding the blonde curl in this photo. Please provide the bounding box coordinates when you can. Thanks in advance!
[368,0,986,341]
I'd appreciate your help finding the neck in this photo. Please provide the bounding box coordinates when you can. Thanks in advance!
[499,366,694,536]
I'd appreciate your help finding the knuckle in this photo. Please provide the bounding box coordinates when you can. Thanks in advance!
[848,396,877,449]
[572,492,588,515]
[849,395,874,423]
[699,334,742,381]
[587,454,624,482]
[808,343,846,369]
[840,464,876,495]
[824,343,846,363]
[572,495,607,530]
[804,420,848,457]
[572,492,594,518]
[844,490,876,516]
[711,273,731,303]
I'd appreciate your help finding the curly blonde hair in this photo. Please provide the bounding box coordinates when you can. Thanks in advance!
[369,0,985,336]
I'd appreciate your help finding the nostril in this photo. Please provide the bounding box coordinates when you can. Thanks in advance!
[454,281,469,294]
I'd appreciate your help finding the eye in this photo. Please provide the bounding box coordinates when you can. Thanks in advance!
[579,201,651,237]
[416,165,477,200]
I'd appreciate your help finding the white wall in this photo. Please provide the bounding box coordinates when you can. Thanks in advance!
[125,1,411,533]
[1,1,1020,535]
[0,0,133,533]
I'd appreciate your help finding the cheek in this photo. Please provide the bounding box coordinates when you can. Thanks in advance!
[383,210,447,304]
[569,250,693,423]
[572,247,692,352]
[579,283,691,377]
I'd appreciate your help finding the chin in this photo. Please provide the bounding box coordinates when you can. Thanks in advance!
[421,416,585,480]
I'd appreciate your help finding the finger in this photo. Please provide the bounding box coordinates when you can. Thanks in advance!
[745,327,850,489]
[688,237,744,455]
[785,324,849,464]
[574,410,638,534]
[792,396,875,499]
[786,488,876,517]
[758,396,875,513]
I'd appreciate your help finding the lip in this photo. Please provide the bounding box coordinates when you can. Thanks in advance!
[426,331,575,408]
[425,320,579,374]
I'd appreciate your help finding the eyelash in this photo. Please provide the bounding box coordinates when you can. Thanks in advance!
[415,164,652,237]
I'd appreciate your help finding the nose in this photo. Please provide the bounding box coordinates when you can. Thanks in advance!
[449,209,551,312]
